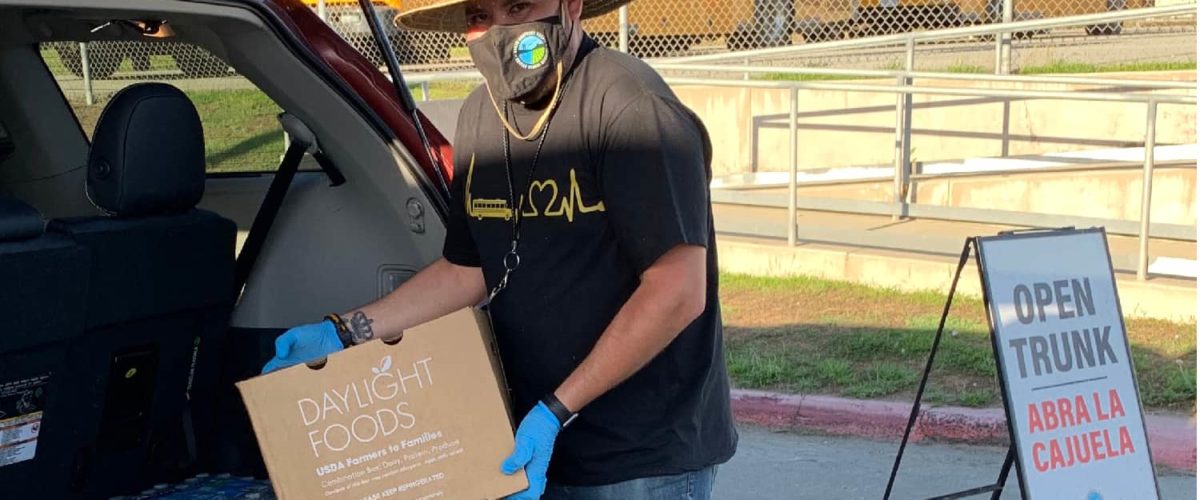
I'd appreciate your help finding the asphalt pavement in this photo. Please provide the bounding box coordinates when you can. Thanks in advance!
[713,424,1196,500]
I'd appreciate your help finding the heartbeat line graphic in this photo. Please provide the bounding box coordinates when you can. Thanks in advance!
[521,168,605,222]
[464,153,605,223]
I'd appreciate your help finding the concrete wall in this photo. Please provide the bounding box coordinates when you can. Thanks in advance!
[672,71,1197,178]
[797,165,1197,225]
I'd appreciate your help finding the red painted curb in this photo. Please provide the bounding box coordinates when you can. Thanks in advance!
[730,389,1196,471]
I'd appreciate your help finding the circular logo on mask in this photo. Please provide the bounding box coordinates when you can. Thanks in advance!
[513,31,548,70]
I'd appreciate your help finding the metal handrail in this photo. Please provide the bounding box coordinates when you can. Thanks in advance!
[713,159,1197,190]
[660,77,1196,104]
[651,76,1192,279]
[666,4,1198,64]
[405,65,1196,98]
[654,64,1197,90]
[403,65,1196,91]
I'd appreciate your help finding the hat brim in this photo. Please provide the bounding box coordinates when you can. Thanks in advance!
[396,0,631,33]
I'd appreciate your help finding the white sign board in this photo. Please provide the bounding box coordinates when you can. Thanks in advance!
[976,229,1158,500]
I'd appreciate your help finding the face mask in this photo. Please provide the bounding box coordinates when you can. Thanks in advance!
[467,8,574,140]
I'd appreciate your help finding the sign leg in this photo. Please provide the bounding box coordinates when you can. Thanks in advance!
[990,448,1015,500]
[882,240,974,500]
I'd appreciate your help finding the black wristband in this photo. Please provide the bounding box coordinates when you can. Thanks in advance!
[541,393,578,428]
[324,313,354,348]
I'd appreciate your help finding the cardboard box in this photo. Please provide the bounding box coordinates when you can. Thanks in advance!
[237,308,527,499]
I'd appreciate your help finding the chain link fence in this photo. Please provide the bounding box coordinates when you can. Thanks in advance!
[308,0,1197,71]
[383,0,1194,63]
[1011,8,1198,70]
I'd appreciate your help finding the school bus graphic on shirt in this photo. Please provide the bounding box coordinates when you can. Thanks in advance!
[465,154,514,221]
[465,153,606,222]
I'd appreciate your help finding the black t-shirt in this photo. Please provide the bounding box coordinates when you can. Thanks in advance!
[443,36,737,486]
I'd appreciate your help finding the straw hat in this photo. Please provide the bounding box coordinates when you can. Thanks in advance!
[396,0,631,33]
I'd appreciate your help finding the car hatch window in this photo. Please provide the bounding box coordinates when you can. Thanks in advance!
[40,40,286,175]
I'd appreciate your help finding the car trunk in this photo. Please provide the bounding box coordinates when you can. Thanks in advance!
[0,0,452,495]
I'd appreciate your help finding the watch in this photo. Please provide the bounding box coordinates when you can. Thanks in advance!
[324,313,354,349]
[542,393,578,428]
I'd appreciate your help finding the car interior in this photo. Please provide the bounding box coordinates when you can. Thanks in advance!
[0,0,451,496]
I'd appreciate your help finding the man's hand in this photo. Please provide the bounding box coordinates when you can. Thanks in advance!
[257,259,484,375]
[502,402,561,499]
[261,320,344,373]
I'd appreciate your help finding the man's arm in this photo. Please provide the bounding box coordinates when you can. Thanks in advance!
[339,257,487,344]
[553,244,707,412]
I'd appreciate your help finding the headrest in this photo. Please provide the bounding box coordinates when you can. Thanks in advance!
[87,83,206,217]
[0,195,44,242]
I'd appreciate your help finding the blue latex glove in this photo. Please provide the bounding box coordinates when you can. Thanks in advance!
[502,402,562,500]
[261,320,343,374]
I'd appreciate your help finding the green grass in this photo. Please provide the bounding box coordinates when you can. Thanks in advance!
[726,347,810,390]
[844,363,918,398]
[956,389,995,408]
[814,359,856,386]
[1018,60,1197,75]
[943,63,990,74]
[188,89,284,173]
[408,80,478,101]
[721,273,934,304]
[720,272,1196,411]
[756,72,857,82]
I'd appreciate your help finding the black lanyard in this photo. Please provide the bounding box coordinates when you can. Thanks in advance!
[485,98,556,305]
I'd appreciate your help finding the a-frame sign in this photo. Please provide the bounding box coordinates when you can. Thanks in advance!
[883,228,1159,500]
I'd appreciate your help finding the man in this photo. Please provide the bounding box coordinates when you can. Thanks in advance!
[262,0,736,498]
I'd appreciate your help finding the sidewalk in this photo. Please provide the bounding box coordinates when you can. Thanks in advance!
[716,424,1196,500]
[730,389,1197,472]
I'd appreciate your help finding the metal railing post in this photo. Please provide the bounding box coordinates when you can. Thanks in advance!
[79,42,94,106]
[618,6,630,53]
[788,87,798,246]
[998,0,1014,75]
[1137,100,1158,281]
[420,81,430,101]
[904,36,915,71]
[994,36,1002,74]
[893,74,912,220]
[317,0,327,21]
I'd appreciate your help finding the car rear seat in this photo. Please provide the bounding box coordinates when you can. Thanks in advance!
[0,195,90,498]
[47,83,237,497]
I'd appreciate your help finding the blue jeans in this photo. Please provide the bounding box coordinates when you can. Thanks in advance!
[541,466,718,500]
